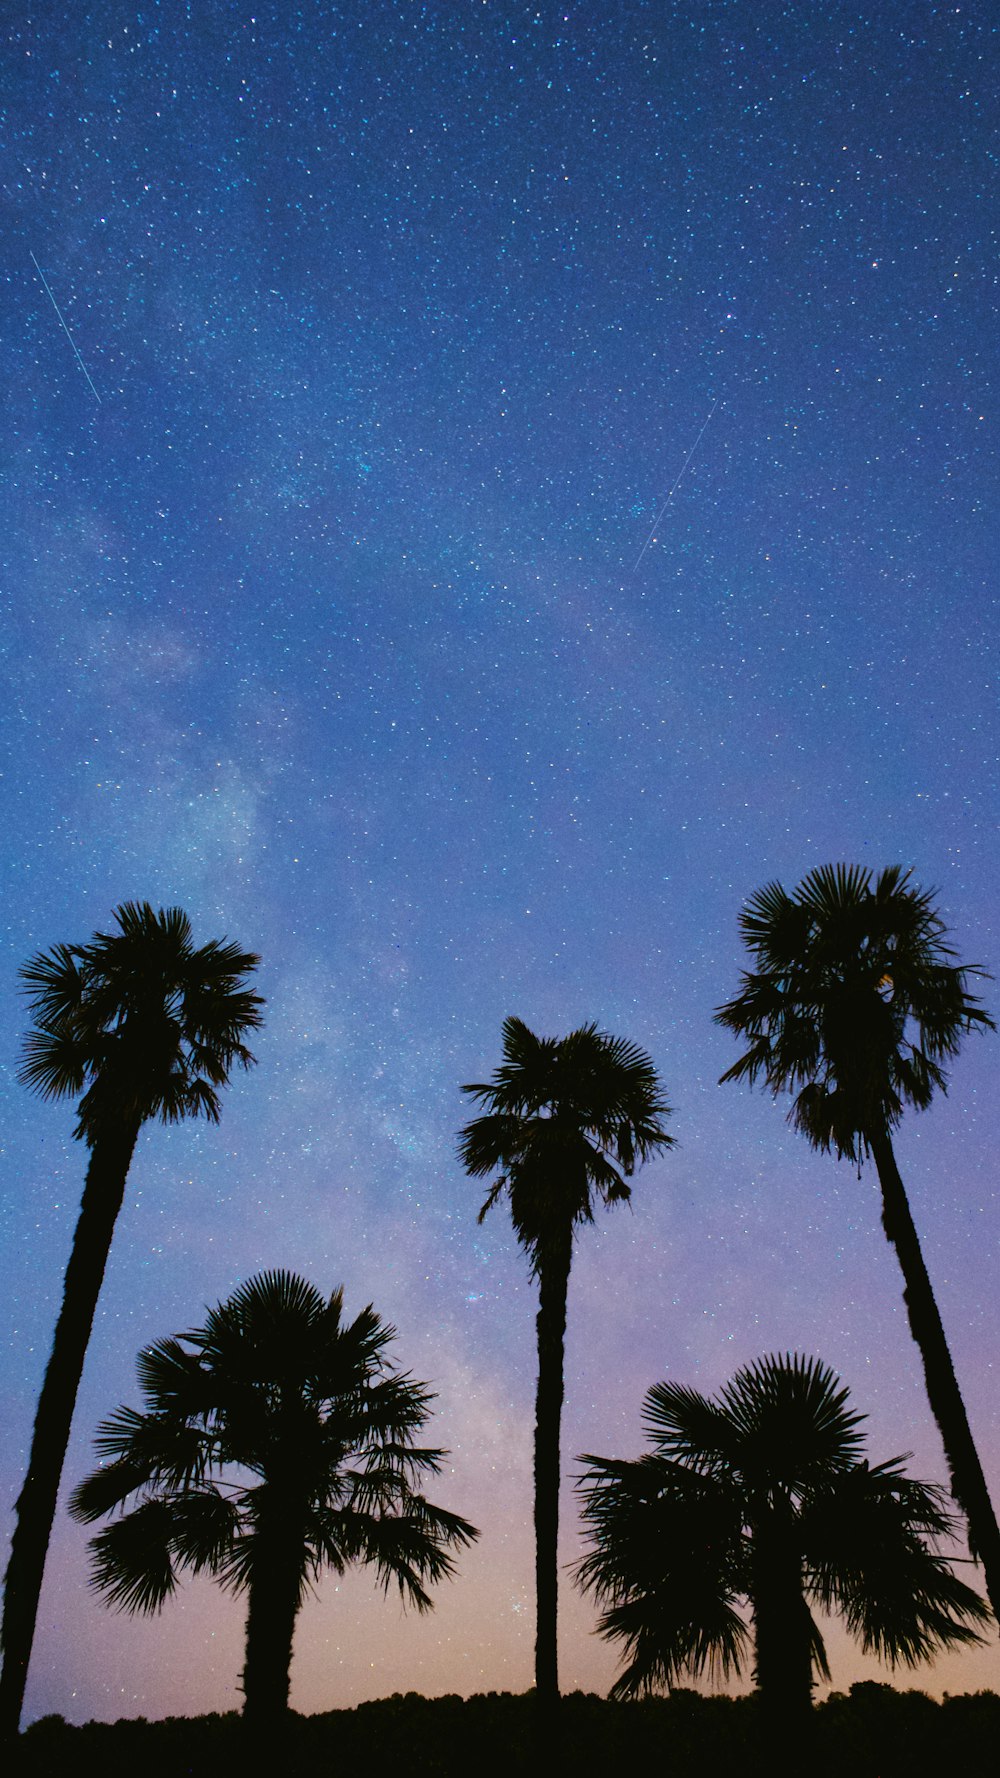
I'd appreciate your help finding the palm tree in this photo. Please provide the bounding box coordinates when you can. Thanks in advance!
[576,1354,989,1744]
[459,1016,673,1703]
[0,903,263,1742]
[714,864,1000,1624]
[69,1271,478,1728]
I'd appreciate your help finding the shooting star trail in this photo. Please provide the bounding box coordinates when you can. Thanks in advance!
[633,396,719,572]
[30,251,102,404]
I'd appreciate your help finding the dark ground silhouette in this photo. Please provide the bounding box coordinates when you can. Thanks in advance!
[14,1686,1000,1778]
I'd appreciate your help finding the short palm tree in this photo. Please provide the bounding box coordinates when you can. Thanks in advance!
[1,903,263,1741]
[70,1271,478,1726]
[459,1016,673,1702]
[715,865,1000,1625]
[576,1354,989,1738]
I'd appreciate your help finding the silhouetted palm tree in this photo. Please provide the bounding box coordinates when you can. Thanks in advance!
[459,1016,673,1702]
[577,1354,988,1744]
[70,1271,478,1727]
[0,903,263,1741]
[715,864,1000,1625]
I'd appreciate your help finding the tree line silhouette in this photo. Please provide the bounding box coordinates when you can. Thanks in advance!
[1,866,996,1753]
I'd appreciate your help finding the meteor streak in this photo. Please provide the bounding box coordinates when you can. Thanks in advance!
[30,251,102,404]
[633,396,719,572]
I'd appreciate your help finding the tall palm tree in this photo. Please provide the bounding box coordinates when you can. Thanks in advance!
[576,1353,989,1745]
[1,903,263,1741]
[69,1271,478,1728]
[714,863,1000,1624]
[459,1016,673,1703]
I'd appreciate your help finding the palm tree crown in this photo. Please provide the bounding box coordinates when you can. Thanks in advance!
[459,1015,674,1262]
[714,863,993,1160]
[70,1272,478,1720]
[19,900,263,1140]
[576,1354,989,1707]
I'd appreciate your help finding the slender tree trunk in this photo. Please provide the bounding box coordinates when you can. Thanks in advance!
[751,1504,815,1764]
[869,1125,1000,1626]
[241,1528,302,1730]
[0,1120,141,1744]
[533,1228,571,1707]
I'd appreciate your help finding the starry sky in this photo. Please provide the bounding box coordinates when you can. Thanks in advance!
[2,0,999,1726]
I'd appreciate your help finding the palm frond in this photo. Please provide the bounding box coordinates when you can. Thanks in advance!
[17,1027,90,1102]
[87,1401,212,1492]
[603,1592,750,1697]
[642,1382,739,1471]
[336,1503,473,1610]
[576,1451,749,1694]
[135,1334,209,1406]
[167,1488,243,1576]
[221,1269,329,1332]
[19,943,87,1017]
[69,1457,156,1523]
[801,1459,990,1664]
[87,1499,181,1614]
[716,1354,867,1480]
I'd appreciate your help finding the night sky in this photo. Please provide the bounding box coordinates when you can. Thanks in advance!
[3,0,999,1725]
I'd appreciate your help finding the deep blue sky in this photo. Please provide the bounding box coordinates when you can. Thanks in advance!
[2,0,998,1722]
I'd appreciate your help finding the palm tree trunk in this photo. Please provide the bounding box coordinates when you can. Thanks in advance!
[241,1535,302,1729]
[534,1229,571,1706]
[869,1125,1000,1625]
[751,1506,815,1762]
[0,1120,141,1743]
